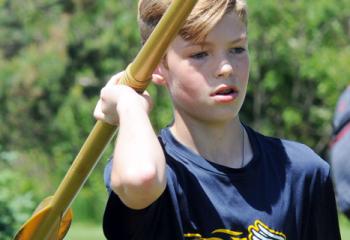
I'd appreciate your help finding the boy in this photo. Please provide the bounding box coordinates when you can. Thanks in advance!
[94,0,341,239]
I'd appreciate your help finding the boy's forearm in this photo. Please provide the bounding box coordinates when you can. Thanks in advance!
[111,106,167,209]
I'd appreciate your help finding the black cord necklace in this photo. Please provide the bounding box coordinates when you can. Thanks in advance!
[241,126,245,168]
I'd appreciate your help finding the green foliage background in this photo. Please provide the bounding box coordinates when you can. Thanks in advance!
[0,0,349,238]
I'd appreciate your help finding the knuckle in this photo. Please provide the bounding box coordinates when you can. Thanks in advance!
[100,87,106,98]
[111,71,124,83]
[93,111,102,120]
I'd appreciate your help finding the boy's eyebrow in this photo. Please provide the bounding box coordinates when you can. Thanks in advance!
[184,36,247,48]
[227,36,248,45]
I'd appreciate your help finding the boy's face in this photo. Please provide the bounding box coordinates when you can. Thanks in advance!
[158,12,249,124]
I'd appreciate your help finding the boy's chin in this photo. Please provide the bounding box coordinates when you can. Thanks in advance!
[200,111,240,124]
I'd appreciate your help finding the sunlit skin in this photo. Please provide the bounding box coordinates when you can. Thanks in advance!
[155,12,252,167]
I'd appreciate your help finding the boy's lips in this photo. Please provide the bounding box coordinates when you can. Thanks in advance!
[210,85,239,103]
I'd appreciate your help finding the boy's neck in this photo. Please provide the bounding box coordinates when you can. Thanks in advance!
[169,113,252,168]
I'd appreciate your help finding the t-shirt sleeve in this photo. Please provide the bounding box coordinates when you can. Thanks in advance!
[103,185,181,240]
[102,140,182,240]
[306,169,341,239]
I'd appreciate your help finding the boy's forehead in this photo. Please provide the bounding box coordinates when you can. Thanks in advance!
[185,12,246,43]
[177,13,247,46]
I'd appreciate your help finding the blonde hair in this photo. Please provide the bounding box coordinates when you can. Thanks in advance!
[138,0,248,44]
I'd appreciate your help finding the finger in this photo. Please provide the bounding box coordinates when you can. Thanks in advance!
[93,100,103,120]
[95,110,118,125]
[106,71,125,87]
[94,100,118,125]
[142,90,150,97]
[140,91,153,112]
[104,114,118,126]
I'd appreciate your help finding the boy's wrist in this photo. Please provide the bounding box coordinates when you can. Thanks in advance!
[117,101,149,120]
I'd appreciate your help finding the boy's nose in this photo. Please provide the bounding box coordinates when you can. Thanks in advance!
[215,61,234,79]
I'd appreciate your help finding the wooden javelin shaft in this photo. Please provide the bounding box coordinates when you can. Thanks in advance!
[27,0,198,239]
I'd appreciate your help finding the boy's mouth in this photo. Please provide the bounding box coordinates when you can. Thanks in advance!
[210,85,239,103]
[211,85,239,96]
[216,88,235,95]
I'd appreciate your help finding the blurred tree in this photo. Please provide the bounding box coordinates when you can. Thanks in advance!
[245,0,350,155]
[0,0,141,232]
[0,147,36,240]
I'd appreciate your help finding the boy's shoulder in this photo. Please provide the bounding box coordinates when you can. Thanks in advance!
[251,127,330,178]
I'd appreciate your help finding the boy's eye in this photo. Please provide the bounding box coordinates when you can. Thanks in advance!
[190,51,208,59]
[230,47,246,54]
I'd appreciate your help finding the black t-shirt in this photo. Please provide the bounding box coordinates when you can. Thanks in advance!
[103,126,340,240]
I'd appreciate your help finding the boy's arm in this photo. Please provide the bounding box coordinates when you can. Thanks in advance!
[113,94,167,210]
[94,72,167,210]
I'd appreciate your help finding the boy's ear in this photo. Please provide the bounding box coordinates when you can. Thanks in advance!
[152,65,167,86]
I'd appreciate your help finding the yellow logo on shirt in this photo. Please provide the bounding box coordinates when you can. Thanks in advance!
[184,219,287,240]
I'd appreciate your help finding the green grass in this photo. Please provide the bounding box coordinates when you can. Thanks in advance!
[64,214,350,240]
[64,222,104,240]
[340,214,350,239]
